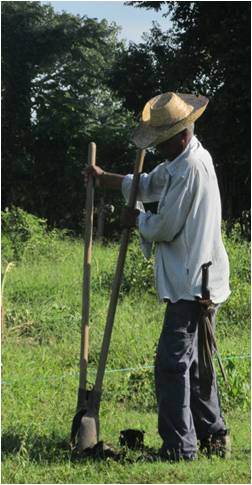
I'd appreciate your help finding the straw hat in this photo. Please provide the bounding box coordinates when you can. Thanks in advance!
[132,92,209,148]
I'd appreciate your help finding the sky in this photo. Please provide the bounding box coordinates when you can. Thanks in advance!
[44,1,171,44]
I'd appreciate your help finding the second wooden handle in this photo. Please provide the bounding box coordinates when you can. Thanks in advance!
[79,141,96,390]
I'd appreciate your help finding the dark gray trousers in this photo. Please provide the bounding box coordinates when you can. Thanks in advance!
[155,300,226,458]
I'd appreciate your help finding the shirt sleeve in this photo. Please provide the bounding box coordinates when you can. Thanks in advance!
[138,169,198,243]
[121,163,167,203]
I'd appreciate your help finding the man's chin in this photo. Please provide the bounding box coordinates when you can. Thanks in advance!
[155,149,170,161]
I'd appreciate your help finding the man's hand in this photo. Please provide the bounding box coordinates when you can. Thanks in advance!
[120,207,140,229]
[83,165,105,186]
[83,165,124,190]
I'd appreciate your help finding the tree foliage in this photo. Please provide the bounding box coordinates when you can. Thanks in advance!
[118,2,251,219]
[2,1,135,229]
[2,1,82,207]
[2,1,250,232]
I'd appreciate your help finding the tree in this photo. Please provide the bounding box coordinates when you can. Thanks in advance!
[2,1,82,208]
[32,85,136,230]
[109,41,159,115]
[2,2,136,231]
[166,2,251,219]
[118,1,251,219]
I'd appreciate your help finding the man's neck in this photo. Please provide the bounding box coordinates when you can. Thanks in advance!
[168,136,193,162]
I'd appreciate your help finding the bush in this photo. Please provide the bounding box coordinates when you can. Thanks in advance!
[122,234,155,294]
[91,233,155,296]
[2,207,47,262]
[218,224,251,329]
[218,356,250,412]
[1,207,73,265]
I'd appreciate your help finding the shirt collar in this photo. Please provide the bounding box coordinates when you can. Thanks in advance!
[164,135,198,176]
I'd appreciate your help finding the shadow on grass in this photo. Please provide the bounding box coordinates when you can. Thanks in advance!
[3,431,249,466]
[1,430,158,464]
[2,431,70,463]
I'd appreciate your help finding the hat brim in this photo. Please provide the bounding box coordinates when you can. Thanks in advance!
[132,94,209,149]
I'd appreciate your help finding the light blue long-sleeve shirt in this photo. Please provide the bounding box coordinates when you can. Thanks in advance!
[122,136,230,304]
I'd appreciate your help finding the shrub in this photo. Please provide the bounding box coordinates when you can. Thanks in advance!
[1,207,73,265]
[218,356,250,412]
[219,224,251,329]
[122,234,155,294]
[2,207,47,262]
[91,233,155,296]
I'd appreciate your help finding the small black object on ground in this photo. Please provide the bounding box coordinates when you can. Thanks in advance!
[119,429,145,450]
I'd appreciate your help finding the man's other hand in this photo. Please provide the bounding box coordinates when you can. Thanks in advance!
[120,207,140,228]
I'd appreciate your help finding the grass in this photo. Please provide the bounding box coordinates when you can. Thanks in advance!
[1,231,251,484]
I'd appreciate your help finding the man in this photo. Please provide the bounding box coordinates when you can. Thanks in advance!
[85,92,231,461]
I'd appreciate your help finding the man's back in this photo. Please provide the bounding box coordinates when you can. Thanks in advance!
[122,136,230,303]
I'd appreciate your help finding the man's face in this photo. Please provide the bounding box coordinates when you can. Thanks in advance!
[155,130,188,161]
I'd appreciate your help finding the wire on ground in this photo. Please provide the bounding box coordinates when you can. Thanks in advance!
[2,354,250,386]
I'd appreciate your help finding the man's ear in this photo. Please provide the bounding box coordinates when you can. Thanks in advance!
[180,129,187,146]
[183,127,192,144]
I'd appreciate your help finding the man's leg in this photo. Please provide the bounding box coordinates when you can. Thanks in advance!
[154,300,198,460]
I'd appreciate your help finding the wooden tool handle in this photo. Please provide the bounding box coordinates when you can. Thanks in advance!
[94,149,145,398]
[79,142,96,391]
[201,262,212,300]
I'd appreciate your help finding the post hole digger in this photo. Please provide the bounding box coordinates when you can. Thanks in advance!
[70,141,97,450]
[71,146,146,452]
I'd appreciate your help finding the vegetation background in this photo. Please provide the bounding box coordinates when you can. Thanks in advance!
[2,1,251,231]
[1,1,251,484]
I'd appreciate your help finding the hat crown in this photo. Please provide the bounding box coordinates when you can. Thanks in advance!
[143,92,194,127]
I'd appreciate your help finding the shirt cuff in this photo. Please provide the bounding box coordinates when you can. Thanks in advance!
[121,174,133,203]
[137,212,153,259]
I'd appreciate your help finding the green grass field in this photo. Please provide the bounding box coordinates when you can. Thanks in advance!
[1,230,251,484]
